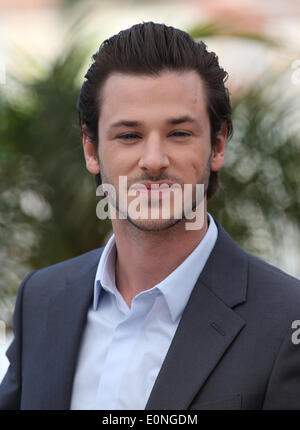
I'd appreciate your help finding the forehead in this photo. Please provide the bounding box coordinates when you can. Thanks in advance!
[98,70,208,126]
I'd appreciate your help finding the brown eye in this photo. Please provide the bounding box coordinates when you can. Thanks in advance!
[119,133,140,140]
[171,131,191,137]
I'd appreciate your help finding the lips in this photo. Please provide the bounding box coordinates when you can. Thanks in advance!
[132,181,175,190]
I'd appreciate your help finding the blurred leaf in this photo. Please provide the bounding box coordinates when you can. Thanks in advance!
[209,73,300,260]
[0,42,112,316]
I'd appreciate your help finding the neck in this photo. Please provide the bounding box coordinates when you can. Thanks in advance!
[112,210,209,307]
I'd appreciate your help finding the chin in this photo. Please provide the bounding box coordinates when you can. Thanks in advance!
[126,216,181,232]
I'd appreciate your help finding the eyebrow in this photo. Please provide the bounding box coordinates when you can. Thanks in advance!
[108,115,199,131]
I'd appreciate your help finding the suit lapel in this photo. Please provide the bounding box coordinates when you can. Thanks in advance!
[43,250,102,410]
[145,222,248,410]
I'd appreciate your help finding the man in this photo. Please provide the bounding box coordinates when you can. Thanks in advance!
[0,22,300,410]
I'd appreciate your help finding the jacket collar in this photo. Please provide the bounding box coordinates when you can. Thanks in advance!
[43,248,102,410]
[199,220,248,308]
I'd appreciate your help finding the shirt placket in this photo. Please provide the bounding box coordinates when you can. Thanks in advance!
[94,291,157,409]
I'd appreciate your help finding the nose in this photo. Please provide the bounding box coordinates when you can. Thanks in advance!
[138,134,170,176]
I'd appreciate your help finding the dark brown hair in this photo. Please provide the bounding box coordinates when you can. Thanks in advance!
[77,21,232,198]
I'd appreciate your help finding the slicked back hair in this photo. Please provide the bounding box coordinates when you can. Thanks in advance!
[77,21,232,198]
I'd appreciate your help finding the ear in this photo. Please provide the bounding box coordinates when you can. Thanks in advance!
[82,133,100,175]
[210,122,227,172]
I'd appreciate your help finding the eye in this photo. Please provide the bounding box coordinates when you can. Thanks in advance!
[118,133,140,140]
[170,131,191,137]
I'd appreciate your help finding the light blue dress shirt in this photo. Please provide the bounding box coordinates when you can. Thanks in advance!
[70,214,218,410]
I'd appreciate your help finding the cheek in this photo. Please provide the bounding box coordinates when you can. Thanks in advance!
[97,144,114,182]
[186,146,211,179]
[99,142,138,179]
[98,140,107,164]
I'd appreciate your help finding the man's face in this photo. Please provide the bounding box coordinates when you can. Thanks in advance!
[84,69,226,231]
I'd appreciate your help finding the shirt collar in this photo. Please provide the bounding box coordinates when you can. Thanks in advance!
[93,233,117,311]
[93,213,218,321]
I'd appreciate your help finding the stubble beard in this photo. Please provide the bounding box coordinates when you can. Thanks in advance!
[100,162,211,233]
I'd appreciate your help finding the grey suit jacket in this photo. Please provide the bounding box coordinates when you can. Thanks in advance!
[1,221,300,410]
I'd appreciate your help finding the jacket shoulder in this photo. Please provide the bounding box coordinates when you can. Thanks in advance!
[246,252,300,319]
[248,252,300,292]
[21,247,104,298]
[35,247,103,278]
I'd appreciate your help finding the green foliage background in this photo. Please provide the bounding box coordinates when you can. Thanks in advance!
[1,22,300,326]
